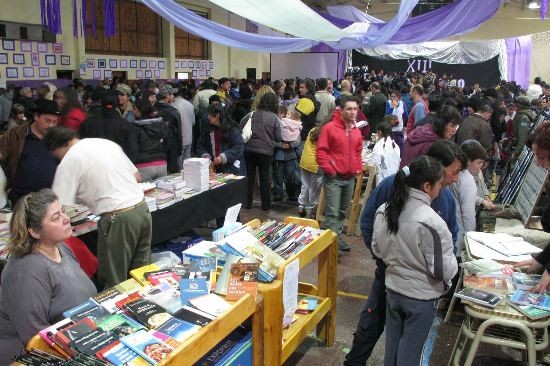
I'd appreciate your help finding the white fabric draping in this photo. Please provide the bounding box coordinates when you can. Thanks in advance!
[327,5,384,24]
[207,0,347,41]
[355,40,508,81]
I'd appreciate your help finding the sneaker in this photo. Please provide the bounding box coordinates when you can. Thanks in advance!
[298,207,306,218]
[338,237,351,251]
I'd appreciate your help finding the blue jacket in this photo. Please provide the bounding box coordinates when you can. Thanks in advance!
[360,174,458,251]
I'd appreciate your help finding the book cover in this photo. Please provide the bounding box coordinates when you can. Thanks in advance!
[96,313,145,338]
[115,291,143,312]
[124,298,173,329]
[54,317,97,349]
[114,278,143,294]
[39,318,73,346]
[512,273,542,290]
[296,296,318,315]
[463,275,509,294]
[510,289,550,311]
[155,316,200,343]
[93,288,127,313]
[188,257,217,291]
[145,269,181,288]
[62,298,110,322]
[140,283,183,314]
[508,299,550,320]
[150,330,181,349]
[69,328,119,356]
[226,262,259,301]
[96,341,150,366]
[182,240,227,264]
[130,264,161,286]
[189,293,231,318]
[179,277,209,306]
[455,288,503,308]
[121,329,173,365]
[195,328,251,366]
[173,307,212,327]
[214,255,244,296]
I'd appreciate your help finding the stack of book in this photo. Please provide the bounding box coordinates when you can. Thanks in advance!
[155,175,186,193]
[466,231,543,261]
[144,195,157,212]
[183,158,210,192]
[138,181,157,193]
[144,188,176,210]
[36,259,241,365]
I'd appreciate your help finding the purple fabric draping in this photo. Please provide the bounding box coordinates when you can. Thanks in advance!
[40,0,62,35]
[103,0,116,37]
[309,43,346,80]
[542,0,548,19]
[73,0,78,37]
[316,11,353,29]
[505,36,532,90]
[91,0,97,37]
[141,0,317,52]
[81,0,87,37]
[324,0,500,45]
[327,5,384,24]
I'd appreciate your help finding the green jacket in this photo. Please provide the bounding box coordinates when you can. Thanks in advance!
[512,108,535,154]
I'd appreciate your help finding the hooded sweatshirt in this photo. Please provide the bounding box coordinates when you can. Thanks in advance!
[401,123,439,167]
[281,117,302,142]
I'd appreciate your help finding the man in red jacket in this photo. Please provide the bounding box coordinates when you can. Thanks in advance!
[317,96,363,251]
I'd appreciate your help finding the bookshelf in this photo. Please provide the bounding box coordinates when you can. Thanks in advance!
[249,217,338,365]
[26,294,262,366]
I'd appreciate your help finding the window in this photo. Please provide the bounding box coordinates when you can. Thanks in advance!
[0,22,54,42]
[19,26,28,40]
[85,0,162,57]
[175,11,209,60]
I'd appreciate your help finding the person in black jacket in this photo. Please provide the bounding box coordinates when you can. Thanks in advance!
[297,79,320,144]
[196,104,245,176]
[155,85,182,174]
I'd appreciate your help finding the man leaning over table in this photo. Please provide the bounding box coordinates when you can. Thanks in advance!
[515,121,550,292]
[44,126,152,291]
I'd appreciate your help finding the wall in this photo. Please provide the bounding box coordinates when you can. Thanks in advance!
[530,31,550,82]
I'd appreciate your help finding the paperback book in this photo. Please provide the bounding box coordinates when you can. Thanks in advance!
[155,316,200,343]
[121,329,173,365]
[226,262,259,301]
[512,273,542,290]
[173,306,213,327]
[454,287,503,308]
[140,283,183,314]
[145,269,181,288]
[96,341,150,366]
[123,298,173,329]
[510,289,550,311]
[188,293,231,318]
[463,275,509,294]
[70,328,119,356]
[508,299,550,320]
[93,288,127,314]
[62,299,110,323]
[215,255,244,295]
[130,263,161,286]
[96,313,145,338]
[179,277,209,306]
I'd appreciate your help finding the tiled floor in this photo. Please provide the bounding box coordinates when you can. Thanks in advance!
[227,198,529,366]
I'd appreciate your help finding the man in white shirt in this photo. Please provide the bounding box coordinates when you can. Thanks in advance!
[172,88,195,165]
[45,126,151,290]
[314,78,336,124]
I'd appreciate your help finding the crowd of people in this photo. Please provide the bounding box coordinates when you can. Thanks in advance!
[1,68,550,364]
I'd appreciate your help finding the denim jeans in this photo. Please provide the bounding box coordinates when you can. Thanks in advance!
[384,290,437,366]
[320,175,355,236]
[344,258,387,366]
[273,159,299,198]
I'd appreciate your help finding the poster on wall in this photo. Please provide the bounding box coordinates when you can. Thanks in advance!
[20,41,32,52]
[136,70,143,78]
[140,60,147,68]
[145,70,152,78]
[209,61,213,69]
[53,43,63,53]
[154,70,160,78]
[104,70,112,78]
[130,60,137,68]
[2,39,15,51]
[181,61,187,68]
[79,63,86,75]
[202,61,207,70]
[6,67,18,78]
[61,56,70,65]
[98,59,106,68]
[188,61,194,68]
[174,60,180,68]
[93,70,101,79]
[0,53,7,64]
[158,61,165,70]
[109,59,117,68]
[39,67,49,77]
[351,50,501,88]
[148,61,156,69]
[13,54,25,64]
[37,42,48,53]
[23,67,34,77]
[120,59,128,68]
[31,53,40,66]
[192,70,197,78]
[86,59,95,68]
[45,55,56,65]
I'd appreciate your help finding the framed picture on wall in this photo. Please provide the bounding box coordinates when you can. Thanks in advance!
[120,59,128,68]
[148,60,156,69]
[6,67,18,78]
[136,70,143,78]
[23,67,34,77]
[39,67,49,77]
[31,53,40,66]
[181,60,187,68]
[104,70,113,78]
[158,61,165,70]
[2,39,15,51]
[192,69,197,78]
[199,70,205,77]
[37,42,48,53]
[174,60,180,69]
[0,53,7,64]
[60,55,70,65]
[86,59,95,68]
[188,61,194,68]
[109,59,117,68]
[45,55,56,65]
[98,59,106,68]
[209,61,213,69]
[202,61,207,70]
[92,70,101,79]
[53,43,63,53]
[13,54,25,64]
[206,70,211,77]
[154,70,160,78]
[130,60,137,68]
[195,61,201,70]
[140,60,147,68]
[20,40,32,52]
[145,70,152,78]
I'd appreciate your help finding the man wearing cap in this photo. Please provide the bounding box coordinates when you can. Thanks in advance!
[155,85,182,173]
[116,83,136,123]
[44,126,151,290]
[511,96,536,158]
[215,77,233,110]
[0,99,60,205]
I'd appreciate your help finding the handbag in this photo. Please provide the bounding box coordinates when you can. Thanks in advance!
[242,111,254,143]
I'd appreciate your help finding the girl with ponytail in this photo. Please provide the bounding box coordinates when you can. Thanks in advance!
[372,156,458,366]
[0,189,96,364]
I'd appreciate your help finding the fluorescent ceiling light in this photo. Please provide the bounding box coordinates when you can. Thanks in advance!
[529,1,541,9]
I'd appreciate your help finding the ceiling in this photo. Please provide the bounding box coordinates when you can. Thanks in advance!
[303,0,550,40]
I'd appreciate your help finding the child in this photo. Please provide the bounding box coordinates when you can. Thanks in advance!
[273,109,302,201]
[450,140,492,256]
[372,118,401,184]
[298,124,322,218]
[372,156,457,366]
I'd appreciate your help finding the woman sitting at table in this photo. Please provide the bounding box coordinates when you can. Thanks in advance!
[372,156,458,366]
[196,103,246,176]
[0,189,97,364]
